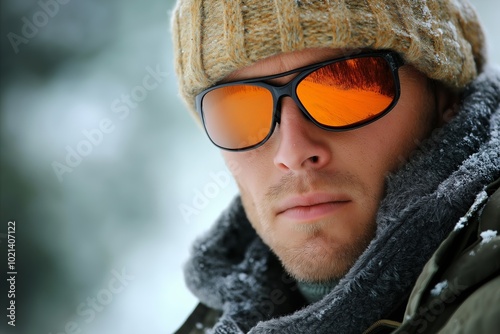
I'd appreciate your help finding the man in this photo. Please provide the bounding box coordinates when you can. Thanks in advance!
[172,0,499,333]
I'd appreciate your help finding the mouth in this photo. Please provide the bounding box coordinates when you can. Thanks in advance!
[276,193,351,222]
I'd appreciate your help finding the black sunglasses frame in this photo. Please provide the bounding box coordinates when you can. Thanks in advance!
[195,51,405,151]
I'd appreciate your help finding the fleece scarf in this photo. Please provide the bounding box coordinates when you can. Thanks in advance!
[183,67,500,333]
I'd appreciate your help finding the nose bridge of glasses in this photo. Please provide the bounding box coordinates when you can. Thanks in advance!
[272,80,310,126]
[271,79,294,124]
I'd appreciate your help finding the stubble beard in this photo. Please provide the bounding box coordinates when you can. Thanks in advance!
[239,171,378,283]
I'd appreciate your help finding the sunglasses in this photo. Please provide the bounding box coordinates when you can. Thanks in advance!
[195,51,404,151]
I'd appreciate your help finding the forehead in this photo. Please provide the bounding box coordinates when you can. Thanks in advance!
[223,48,360,82]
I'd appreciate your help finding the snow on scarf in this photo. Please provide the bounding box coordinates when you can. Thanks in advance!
[183,67,500,333]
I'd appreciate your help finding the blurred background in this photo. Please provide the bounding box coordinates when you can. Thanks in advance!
[0,1,498,333]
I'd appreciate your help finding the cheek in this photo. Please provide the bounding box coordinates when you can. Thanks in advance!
[343,142,388,208]
[358,105,434,182]
[346,100,436,197]
[222,147,270,187]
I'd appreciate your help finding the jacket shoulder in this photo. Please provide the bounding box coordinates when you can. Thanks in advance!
[395,178,500,334]
[175,303,222,334]
[438,275,500,333]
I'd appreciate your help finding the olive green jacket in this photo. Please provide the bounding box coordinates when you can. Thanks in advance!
[176,178,500,334]
[390,178,500,333]
[360,177,500,333]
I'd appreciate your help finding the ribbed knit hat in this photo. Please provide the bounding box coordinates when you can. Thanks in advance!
[171,0,486,114]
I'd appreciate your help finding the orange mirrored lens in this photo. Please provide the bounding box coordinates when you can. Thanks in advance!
[202,85,274,149]
[297,57,395,127]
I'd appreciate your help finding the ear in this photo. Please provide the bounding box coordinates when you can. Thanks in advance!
[435,83,460,125]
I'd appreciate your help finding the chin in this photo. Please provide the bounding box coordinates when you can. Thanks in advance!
[274,236,358,282]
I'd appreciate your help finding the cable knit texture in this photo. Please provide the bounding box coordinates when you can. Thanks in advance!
[171,0,486,114]
[183,68,500,333]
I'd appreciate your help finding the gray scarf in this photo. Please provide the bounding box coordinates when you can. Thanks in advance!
[183,67,500,333]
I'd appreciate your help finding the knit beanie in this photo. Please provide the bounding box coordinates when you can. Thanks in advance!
[171,0,486,114]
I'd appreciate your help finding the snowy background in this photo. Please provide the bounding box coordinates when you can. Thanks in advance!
[0,1,498,333]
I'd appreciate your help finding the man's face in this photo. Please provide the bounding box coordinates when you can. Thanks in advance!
[220,48,449,282]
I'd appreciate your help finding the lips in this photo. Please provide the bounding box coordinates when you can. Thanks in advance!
[276,193,351,221]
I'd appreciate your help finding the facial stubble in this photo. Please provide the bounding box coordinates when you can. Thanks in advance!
[239,171,378,283]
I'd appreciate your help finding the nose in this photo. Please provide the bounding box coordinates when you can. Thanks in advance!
[273,97,332,172]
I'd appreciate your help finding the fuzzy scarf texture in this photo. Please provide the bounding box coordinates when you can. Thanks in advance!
[183,68,500,334]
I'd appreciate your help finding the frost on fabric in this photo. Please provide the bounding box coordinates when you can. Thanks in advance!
[315,309,327,321]
[454,190,488,231]
[480,230,498,244]
[462,132,479,145]
[418,3,433,31]
[444,21,461,51]
[446,20,458,39]
[430,280,448,297]
[454,217,467,231]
